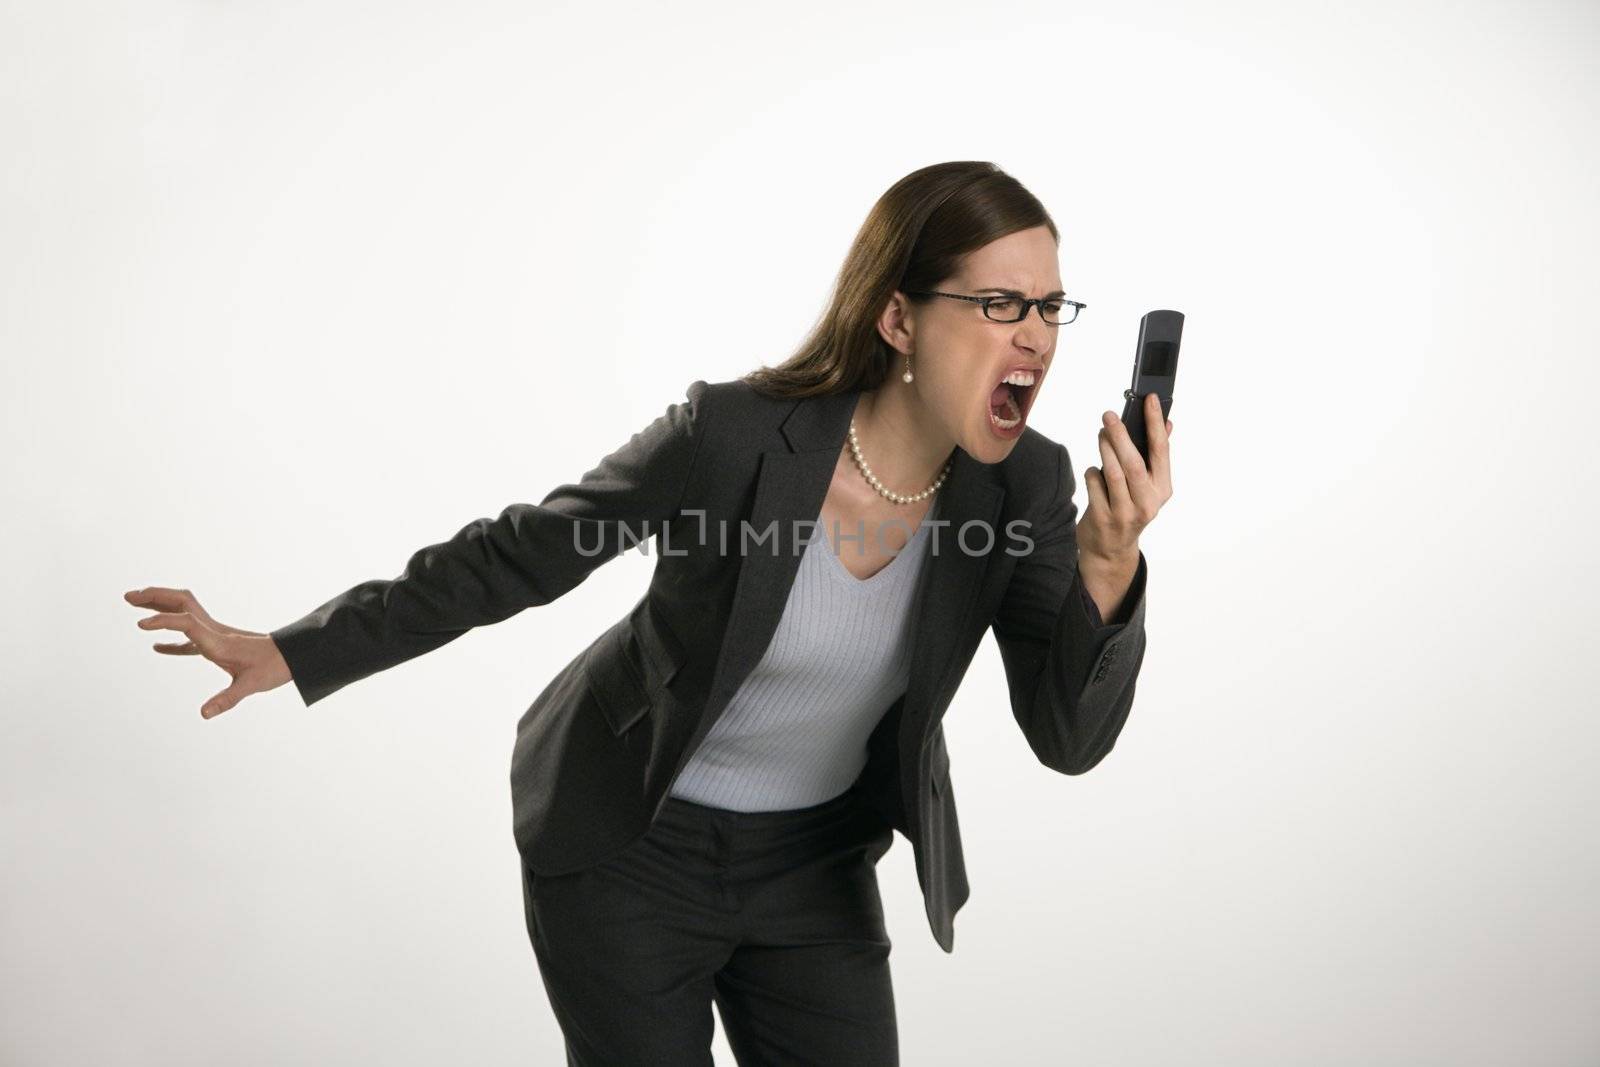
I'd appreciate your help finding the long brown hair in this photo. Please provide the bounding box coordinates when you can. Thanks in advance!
[740,161,1059,399]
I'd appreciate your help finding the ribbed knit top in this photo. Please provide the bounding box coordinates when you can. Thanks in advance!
[667,495,943,812]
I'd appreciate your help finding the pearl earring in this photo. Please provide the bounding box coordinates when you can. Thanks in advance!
[902,353,914,384]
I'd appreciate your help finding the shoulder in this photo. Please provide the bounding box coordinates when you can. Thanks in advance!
[667,377,782,419]
[674,376,809,444]
[691,376,796,418]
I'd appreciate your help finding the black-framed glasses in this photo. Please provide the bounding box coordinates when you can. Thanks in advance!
[904,290,1085,326]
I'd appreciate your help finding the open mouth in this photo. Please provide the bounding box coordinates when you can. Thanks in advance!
[988,369,1039,432]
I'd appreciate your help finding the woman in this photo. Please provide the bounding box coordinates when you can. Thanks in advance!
[125,160,1173,1066]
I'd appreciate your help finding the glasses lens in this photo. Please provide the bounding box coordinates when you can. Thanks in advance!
[982,297,1024,322]
[1041,300,1072,325]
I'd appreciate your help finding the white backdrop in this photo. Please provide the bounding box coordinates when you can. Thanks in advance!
[4,1,1596,1063]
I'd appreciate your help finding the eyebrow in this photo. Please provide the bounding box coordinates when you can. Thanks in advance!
[974,286,1067,299]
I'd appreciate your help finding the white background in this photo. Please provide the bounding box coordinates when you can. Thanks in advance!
[4,1,1597,1063]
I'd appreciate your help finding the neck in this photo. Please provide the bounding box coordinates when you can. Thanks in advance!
[850,378,956,492]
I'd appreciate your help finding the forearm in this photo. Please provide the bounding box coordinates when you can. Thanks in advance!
[994,443,1153,775]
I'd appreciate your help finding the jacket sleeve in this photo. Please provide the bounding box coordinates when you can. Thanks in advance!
[990,443,1149,775]
[269,379,713,707]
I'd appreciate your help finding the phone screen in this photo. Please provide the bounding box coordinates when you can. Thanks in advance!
[1141,340,1178,377]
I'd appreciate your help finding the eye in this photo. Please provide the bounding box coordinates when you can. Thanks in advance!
[986,298,1019,313]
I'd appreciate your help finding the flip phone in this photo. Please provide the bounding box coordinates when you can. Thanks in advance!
[1118,309,1183,467]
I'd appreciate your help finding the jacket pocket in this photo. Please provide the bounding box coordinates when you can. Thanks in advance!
[582,607,687,737]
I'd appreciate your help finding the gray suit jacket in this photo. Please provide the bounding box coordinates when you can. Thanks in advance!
[270,377,1149,952]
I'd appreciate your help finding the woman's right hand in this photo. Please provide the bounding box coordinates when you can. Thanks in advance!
[124,587,294,718]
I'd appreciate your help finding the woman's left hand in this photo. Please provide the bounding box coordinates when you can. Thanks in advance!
[1078,390,1173,563]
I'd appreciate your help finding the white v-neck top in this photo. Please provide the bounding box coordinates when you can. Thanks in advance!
[667,495,943,812]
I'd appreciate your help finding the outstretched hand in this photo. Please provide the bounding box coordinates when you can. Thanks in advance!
[124,587,293,718]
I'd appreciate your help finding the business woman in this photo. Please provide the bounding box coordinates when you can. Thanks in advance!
[125,160,1172,1066]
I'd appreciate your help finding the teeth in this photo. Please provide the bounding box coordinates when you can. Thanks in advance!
[1000,370,1037,387]
[990,389,1022,430]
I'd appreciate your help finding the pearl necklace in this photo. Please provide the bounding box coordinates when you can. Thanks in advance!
[847,418,952,504]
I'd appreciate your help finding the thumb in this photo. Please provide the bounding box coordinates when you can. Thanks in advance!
[201,679,252,719]
[1084,466,1105,509]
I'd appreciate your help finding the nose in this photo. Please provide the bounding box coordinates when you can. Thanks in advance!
[1013,307,1053,349]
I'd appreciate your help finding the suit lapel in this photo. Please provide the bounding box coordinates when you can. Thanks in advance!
[900,447,1003,751]
[699,387,860,719]
[702,445,841,715]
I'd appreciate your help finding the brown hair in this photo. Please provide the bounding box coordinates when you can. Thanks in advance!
[740,161,1059,399]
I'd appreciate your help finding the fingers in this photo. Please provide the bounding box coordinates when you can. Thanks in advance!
[136,611,220,660]
[125,587,198,615]
[136,610,195,635]
[127,587,261,638]
[1141,391,1174,497]
[1099,397,1167,521]
[1095,424,1133,520]
[1101,407,1150,488]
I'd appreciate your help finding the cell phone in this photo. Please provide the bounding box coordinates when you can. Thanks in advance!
[1118,309,1183,467]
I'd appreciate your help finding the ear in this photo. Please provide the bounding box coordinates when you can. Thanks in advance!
[875,290,915,357]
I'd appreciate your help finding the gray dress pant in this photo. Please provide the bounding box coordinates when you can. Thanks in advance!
[518,779,899,1065]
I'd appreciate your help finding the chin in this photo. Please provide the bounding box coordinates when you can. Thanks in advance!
[966,432,1022,465]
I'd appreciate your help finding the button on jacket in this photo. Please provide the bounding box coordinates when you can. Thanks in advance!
[269,376,1151,953]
